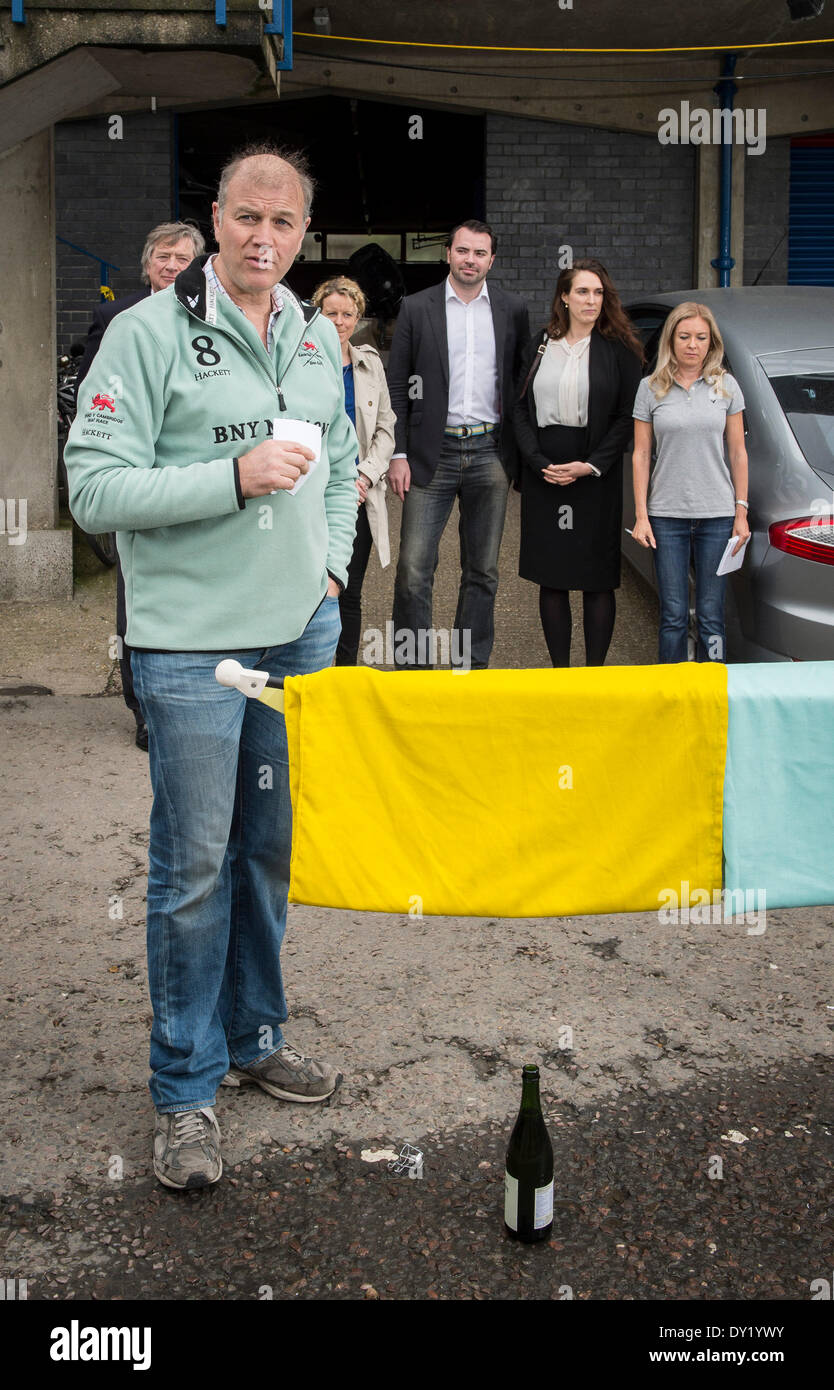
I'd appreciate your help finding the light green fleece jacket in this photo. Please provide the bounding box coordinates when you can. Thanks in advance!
[65,257,358,650]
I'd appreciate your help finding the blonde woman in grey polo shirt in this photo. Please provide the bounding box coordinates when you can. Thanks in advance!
[632,302,750,663]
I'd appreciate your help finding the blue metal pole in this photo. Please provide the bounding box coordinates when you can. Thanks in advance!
[282,0,293,69]
[56,236,120,299]
[56,235,120,276]
[265,0,294,70]
[11,0,25,22]
[215,0,226,28]
[710,53,738,288]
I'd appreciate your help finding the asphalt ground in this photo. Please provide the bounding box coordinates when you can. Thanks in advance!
[3,1060,830,1303]
[1,491,832,1349]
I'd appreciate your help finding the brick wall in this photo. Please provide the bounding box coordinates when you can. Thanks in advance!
[485,114,696,320]
[53,105,788,350]
[743,135,790,286]
[55,112,173,352]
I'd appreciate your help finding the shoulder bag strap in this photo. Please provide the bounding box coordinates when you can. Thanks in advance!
[519,331,550,399]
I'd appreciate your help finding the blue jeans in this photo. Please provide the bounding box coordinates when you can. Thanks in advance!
[650,515,734,663]
[131,597,341,1113]
[392,433,510,669]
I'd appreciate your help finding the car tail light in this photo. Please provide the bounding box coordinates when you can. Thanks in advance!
[769,515,834,566]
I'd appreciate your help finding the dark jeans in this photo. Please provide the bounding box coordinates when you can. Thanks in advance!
[650,515,734,662]
[335,504,374,666]
[392,432,510,669]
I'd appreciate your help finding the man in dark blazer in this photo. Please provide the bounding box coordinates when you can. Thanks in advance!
[74,221,205,748]
[387,220,529,669]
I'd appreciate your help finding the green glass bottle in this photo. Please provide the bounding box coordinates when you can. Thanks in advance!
[504,1063,554,1243]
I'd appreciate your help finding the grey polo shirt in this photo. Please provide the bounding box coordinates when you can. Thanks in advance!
[633,372,744,518]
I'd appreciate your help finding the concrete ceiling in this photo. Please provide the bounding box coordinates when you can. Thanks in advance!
[288,0,833,51]
[3,1,833,138]
[0,6,282,146]
[281,0,834,134]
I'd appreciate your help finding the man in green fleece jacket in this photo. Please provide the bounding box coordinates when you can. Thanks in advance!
[66,145,359,1190]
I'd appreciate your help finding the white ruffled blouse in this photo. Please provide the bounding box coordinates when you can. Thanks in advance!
[532,335,591,428]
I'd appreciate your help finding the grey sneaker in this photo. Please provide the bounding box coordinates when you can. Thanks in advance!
[153,1107,222,1189]
[222,1042,343,1103]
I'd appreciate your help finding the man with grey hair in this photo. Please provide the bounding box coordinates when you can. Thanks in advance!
[66,145,357,1190]
[75,220,206,748]
[76,221,205,391]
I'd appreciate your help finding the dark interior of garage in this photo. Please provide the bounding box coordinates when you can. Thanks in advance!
[177,96,486,303]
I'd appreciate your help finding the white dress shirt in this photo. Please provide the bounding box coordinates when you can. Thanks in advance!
[533,336,591,427]
[445,277,499,426]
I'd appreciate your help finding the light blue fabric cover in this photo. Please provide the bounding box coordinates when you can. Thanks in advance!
[724,662,834,908]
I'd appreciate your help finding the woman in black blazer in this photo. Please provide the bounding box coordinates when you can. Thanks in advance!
[513,259,643,666]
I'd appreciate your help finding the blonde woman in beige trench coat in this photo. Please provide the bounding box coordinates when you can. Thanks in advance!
[312,276,396,665]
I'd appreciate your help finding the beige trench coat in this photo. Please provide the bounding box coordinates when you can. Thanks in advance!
[348,341,396,568]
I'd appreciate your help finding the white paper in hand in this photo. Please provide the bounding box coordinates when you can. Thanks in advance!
[271,419,321,495]
[716,534,750,576]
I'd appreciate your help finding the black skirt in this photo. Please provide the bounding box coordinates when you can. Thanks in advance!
[519,424,623,590]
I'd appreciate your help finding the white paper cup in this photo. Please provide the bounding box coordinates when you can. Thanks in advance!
[272,418,321,459]
[271,418,322,494]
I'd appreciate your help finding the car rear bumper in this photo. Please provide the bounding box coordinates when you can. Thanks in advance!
[743,546,834,660]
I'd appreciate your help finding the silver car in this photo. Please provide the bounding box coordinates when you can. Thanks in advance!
[622,287,834,661]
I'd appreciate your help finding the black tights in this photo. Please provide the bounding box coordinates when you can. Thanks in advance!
[539,587,616,667]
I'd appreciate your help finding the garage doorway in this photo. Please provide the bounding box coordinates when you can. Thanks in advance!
[176,96,486,306]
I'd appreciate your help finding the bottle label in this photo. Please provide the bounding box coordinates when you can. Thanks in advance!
[534,1180,554,1229]
[504,1171,518,1230]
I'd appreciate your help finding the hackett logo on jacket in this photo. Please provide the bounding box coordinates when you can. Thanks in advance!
[190,333,232,382]
[194,368,232,382]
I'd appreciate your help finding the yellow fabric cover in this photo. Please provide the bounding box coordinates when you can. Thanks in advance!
[282,664,727,918]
